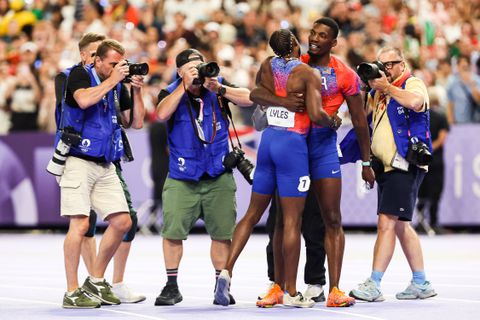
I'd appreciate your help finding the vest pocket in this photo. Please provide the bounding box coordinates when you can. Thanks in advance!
[169,147,199,178]
[210,143,227,175]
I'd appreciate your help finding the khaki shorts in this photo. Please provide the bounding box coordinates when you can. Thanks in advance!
[60,157,129,220]
[161,173,237,240]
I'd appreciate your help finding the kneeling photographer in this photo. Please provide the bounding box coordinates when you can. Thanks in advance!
[350,46,437,302]
[154,48,252,306]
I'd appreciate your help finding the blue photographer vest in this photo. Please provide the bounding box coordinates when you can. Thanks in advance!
[165,77,230,181]
[56,64,124,162]
[339,78,432,164]
[372,78,432,158]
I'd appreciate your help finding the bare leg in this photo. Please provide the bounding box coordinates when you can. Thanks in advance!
[113,241,131,284]
[372,214,398,272]
[273,195,285,288]
[395,221,425,272]
[225,192,272,276]
[81,237,96,276]
[313,178,344,292]
[211,239,231,270]
[163,238,183,269]
[280,196,306,296]
[92,213,131,278]
[64,216,90,291]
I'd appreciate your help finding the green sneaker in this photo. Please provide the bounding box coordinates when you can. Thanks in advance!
[82,277,121,305]
[62,288,101,309]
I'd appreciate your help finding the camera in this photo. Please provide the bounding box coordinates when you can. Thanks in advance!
[405,137,432,166]
[124,61,149,83]
[223,146,255,185]
[46,127,82,176]
[356,61,386,84]
[193,62,220,85]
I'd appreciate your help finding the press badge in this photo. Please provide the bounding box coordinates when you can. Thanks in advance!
[267,106,295,128]
[391,152,409,171]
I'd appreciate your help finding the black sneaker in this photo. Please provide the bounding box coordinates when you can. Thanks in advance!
[155,284,183,306]
[213,293,236,305]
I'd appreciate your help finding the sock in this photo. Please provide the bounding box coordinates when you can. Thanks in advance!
[67,290,76,296]
[215,269,221,286]
[412,271,426,284]
[166,268,178,285]
[370,270,384,287]
[90,276,104,283]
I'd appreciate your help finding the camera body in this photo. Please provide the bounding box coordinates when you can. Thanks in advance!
[356,61,386,84]
[406,137,432,166]
[223,146,255,185]
[46,127,82,176]
[124,61,149,83]
[193,61,220,85]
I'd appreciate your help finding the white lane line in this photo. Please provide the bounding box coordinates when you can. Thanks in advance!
[0,297,168,320]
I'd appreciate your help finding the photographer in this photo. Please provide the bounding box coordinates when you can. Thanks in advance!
[53,33,146,307]
[154,48,252,306]
[58,39,145,308]
[350,47,437,302]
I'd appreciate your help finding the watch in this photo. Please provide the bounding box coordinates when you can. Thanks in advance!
[361,161,371,167]
[217,85,226,96]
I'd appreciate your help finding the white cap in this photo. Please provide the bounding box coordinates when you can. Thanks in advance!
[205,22,220,33]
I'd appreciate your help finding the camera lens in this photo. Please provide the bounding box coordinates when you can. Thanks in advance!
[129,63,149,76]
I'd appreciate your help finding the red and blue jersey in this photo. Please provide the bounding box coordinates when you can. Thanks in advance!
[301,54,360,123]
[269,57,311,135]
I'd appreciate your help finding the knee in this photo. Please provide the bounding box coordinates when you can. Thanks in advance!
[69,217,90,236]
[323,210,342,229]
[377,215,396,233]
[110,214,132,233]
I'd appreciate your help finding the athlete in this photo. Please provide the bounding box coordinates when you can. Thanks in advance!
[214,29,332,308]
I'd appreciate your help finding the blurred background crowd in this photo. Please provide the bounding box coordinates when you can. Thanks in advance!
[0,0,479,134]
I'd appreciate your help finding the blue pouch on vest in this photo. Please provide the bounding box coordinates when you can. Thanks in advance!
[105,127,124,162]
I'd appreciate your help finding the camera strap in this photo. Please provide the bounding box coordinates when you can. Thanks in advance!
[183,83,217,144]
[217,95,242,150]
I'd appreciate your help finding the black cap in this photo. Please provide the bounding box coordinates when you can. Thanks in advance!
[175,49,204,68]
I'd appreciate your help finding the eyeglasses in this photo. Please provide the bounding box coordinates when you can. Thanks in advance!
[381,60,403,69]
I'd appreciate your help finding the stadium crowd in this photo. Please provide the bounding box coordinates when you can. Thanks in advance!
[0,0,479,134]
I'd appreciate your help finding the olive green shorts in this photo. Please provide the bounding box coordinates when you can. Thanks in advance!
[161,173,237,240]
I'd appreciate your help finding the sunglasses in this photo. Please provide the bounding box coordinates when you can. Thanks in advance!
[381,60,403,69]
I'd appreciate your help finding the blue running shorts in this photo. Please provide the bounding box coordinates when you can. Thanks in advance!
[308,127,341,180]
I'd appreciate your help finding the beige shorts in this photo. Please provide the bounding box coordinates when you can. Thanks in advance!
[60,157,129,220]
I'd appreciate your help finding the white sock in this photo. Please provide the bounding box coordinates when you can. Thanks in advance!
[90,276,104,283]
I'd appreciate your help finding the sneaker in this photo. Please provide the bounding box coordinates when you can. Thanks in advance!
[283,292,315,308]
[82,277,121,305]
[155,283,183,306]
[327,287,355,307]
[256,283,284,308]
[257,281,275,300]
[213,293,236,305]
[349,278,385,302]
[396,280,437,300]
[112,283,146,303]
[214,269,231,306]
[303,284,325,302]
[62,288,101,309]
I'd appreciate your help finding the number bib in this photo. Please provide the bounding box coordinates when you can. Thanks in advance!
[267,106,295,128]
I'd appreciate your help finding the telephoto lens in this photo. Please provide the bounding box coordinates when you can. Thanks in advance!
[46,140,71,176]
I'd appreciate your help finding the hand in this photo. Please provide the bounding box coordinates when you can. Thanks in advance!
[368,71,390,94]
[129,75,144,89]
[282,92,304,112]
[203,76,220,93]
[330,113,342,130]
[178,61,199,88]
[362,166,375,189]
[111,60,129,83]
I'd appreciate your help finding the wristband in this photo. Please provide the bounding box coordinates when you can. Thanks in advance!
[361,161,371,167]
[217,85,226,96]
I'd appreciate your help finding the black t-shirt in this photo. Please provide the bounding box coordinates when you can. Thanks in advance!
[429,109,449,165]
[157,79,235,129]
[63,66,131,111]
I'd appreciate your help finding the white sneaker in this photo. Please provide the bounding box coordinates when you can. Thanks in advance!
[283,292,315,308]
[112,283,146,303]
[214,269,231,306]
[257,281,275,300]
[303,284,325,302]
